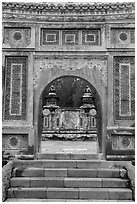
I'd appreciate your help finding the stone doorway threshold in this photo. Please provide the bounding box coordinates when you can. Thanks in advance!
[41,140,98,154]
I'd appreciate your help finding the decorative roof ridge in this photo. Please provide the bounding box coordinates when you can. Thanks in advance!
[2,2,135,13]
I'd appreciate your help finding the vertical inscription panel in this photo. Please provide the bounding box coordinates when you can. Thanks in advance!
[4,57,28,120]
[114,57,135,120]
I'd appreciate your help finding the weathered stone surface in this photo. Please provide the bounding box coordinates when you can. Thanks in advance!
[13,160,77,168]
[76,160,113,169]
[64,178,102,188]
[101,178,129,188]
[22,168,45,177]
[30,177,64,187]
[9,188,47,199]
[108,188,132,200]
[47,188,79,199]
[67,169,98,178]
[2,161,13,201]
[44,169,67,177]
[125,163,135,200]
[38,153,98,160]
[119,169,127,178]
[79,188,109,199]
[10,178,30,187]
[38,153,70,160]
[97,168,120,178]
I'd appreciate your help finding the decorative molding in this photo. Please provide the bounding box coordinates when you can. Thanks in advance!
[2,2,135,14]
[2,13,135,22]
[34,55,108,60]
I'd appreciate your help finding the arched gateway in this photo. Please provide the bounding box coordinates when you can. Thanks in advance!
[33,58,108,159]
[38,76,102,155]
[2,2,135,162]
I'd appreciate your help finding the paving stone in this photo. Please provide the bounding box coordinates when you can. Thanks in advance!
[108,188,132,200]
[44,168,67,177]
[64,178,102,188]
[102,178,129,188]
[30,177,64,187]
[97,169,120,178]
[79,188,109,199]
[10,178,30,187]
[47,188,79,199]
[8,188,47,199]
[67,169,98,178]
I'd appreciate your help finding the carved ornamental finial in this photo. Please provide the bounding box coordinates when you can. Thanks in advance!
[85,86,91,94]
[49,85,56,94]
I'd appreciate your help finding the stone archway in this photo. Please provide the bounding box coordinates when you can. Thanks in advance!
[39,76,102,154]
[33,55,107,158]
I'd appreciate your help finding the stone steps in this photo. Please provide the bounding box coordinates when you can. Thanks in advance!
[10,177,129,188]
[12,167,126,178]
[8,187,132,200]
[6,159,133,201]
[12,160,127,169]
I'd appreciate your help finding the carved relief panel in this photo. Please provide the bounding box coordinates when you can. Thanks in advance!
[2,134,28,150]
[40,28,101,50]
[111,28,135,48]
[114,56,135,120]
[34,55,108,88]
[111,135,135,150]
[3,28,31,48]
[42,108,97,140]
[4,57,28,120]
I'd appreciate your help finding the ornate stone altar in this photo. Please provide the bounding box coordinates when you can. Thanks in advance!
[42,85,97,140]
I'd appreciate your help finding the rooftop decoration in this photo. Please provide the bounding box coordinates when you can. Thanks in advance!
[2,2,135,13]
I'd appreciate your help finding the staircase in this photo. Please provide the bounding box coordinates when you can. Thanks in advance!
[6,153,133,202]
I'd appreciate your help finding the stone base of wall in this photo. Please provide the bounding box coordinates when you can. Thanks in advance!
[106,127,135,161]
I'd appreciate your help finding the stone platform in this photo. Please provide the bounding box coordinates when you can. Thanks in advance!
[41,140,98,154]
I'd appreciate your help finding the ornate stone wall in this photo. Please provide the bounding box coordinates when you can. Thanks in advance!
[2,2,135,159]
